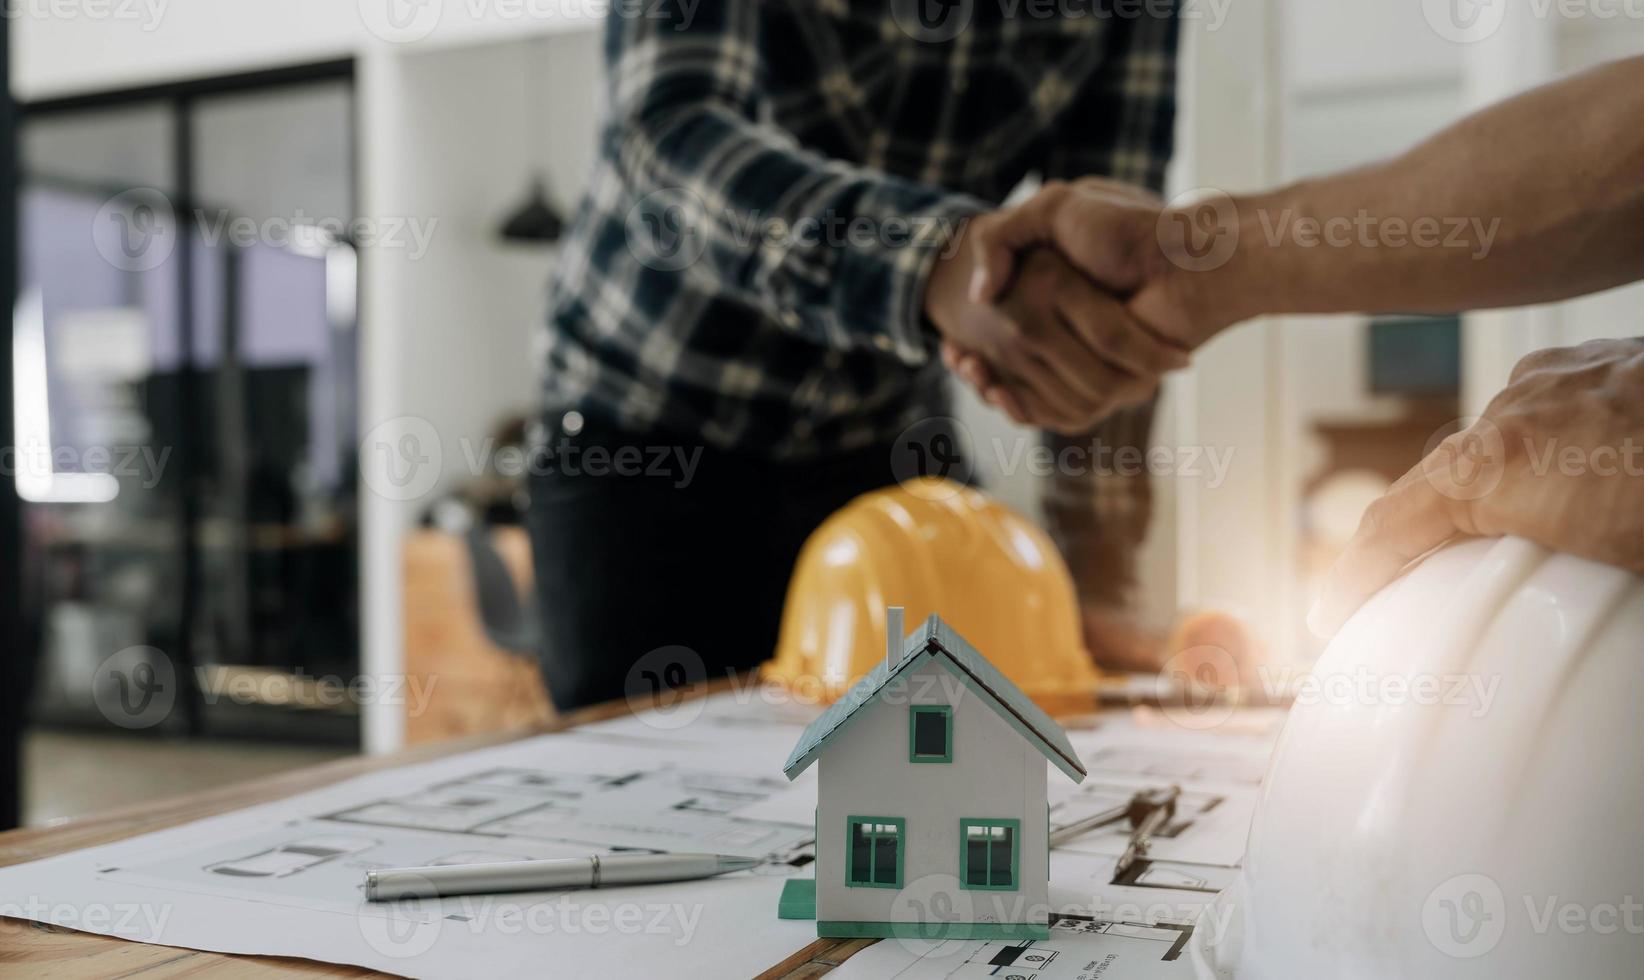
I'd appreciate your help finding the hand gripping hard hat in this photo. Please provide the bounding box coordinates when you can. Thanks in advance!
[1190,536,1644,980]
[764,478,1100,711]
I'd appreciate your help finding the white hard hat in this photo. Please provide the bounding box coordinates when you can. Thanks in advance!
[1192,536,1644,979]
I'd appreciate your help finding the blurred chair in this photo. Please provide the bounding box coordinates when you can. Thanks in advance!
[402,525,553,744]
[463,524,542,656]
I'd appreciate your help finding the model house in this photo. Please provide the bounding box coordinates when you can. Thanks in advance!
[779,609,1087,939]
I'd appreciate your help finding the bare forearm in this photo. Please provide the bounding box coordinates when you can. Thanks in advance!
[1204,56,1644,323]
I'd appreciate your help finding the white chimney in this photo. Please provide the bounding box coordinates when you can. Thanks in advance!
[886,606,904,665]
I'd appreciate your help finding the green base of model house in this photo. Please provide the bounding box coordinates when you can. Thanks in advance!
[817,920,1050,940]
[779,880,1049,940]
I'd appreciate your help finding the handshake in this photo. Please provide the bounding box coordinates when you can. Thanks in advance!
[924,177,1239,434]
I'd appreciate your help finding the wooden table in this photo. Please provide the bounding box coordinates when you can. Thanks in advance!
[0,694,870,979]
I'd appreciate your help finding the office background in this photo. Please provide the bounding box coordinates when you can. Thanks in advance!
[4,2,1641,828]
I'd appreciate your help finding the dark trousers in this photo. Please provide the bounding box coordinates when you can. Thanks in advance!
[526,414,930,711]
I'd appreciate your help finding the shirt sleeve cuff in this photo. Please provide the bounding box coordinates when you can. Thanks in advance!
[831,192,992,368]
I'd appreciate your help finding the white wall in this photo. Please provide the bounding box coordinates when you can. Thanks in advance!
[378,34,600,506]
[1164,0,1285,639]
[12,0,600,99]
[1276,3,1468,536]
[356,31,600,752]
[1283,2,1459,92]
[1460,13,1644,411]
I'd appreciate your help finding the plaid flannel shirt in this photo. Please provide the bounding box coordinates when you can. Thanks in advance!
[542,0,1180,459]
[543,0,1179,610]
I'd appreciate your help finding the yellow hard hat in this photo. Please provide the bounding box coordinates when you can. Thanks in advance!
[764,477,1100,710]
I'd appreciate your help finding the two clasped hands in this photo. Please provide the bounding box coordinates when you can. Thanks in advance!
[921,42,1644,639]
[924,178,1217,436]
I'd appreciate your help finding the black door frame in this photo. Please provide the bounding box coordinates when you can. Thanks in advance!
[1,11,26,831]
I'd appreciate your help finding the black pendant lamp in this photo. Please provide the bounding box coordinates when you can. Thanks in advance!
[500,174,563,243]
[498,40,566,244]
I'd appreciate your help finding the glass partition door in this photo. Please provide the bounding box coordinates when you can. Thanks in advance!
[19,66,359,743]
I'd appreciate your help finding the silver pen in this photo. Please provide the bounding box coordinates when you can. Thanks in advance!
[364,853,761,901]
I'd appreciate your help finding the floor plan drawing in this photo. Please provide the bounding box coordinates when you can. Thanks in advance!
[830,912,1204,979]
[0,698,1281,979]
[320,765,810,859]
[1082,746,1269,786]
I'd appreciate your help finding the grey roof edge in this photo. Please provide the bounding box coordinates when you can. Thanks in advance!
[782,613,1086,784]
[925,635,1086,784]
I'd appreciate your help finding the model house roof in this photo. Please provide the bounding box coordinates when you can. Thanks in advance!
[782,614,1087,783]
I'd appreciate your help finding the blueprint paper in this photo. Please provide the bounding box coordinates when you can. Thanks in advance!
[724,770,817,827]
[0,717,820,979]
[828,912,1208,980]
[830,847,1235,978]
[1048,773,1260,868]
[0,695,1278,979]
[832,712,1280,980]
[827,842,1231,979]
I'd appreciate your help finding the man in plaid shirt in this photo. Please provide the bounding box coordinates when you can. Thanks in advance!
[530,0,1184,709]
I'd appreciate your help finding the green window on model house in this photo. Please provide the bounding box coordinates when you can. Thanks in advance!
[909,705,952,762]
[960,818,1020,890]
[846,816,904,888]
